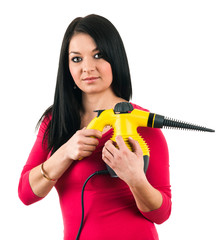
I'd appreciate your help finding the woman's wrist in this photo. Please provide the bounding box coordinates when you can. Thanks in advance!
[40,162,57,182]
[42,144,73,181]
[129,175,163,212]
[126,171,147,189]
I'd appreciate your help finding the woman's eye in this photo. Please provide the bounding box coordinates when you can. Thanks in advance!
[94,52,103,59]
[72,57,82,63]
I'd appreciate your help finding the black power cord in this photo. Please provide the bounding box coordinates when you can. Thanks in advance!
[76,170,109,240]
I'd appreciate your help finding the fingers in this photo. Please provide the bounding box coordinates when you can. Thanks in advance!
[81,128,102,150]
[102,136,144,183]
[83,135,100,146]
[84,129,102,139]
[102,136,127,164]
[102,140,116,160]
[103,136,143,154]
[115,136,142,154]
[66,128,102,160]
[104,139,117,153]
[115,135,128,150]
[77,128,102,148]
[128,137,143,156]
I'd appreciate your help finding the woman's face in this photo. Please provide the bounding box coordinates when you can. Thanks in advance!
[68,33,113,95]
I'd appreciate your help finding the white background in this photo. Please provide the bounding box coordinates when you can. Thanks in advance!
[1,0,221,239]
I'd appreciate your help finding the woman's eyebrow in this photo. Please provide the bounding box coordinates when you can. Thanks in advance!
[69,47,98,55]
[69,51,80,55]
[92,47,99,52]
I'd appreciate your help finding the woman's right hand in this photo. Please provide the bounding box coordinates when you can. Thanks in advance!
[28,129,102,198]
[64,128,102,161]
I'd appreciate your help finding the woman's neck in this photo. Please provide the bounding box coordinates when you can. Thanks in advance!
[80,91,127,128]
[82,91,127,115]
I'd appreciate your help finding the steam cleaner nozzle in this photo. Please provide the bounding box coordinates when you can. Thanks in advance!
[149,113,215,132]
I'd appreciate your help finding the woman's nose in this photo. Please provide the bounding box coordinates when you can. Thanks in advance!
[82,58,96,72]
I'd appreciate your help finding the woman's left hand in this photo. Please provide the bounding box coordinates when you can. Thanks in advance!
[102,136,145,186]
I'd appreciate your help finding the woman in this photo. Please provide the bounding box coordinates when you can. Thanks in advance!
[18,14,171,240]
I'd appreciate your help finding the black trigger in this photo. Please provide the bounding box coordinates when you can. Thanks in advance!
[94,109,105,117]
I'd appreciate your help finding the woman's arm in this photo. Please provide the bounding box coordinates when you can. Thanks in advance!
[18,116,102,204]
[102,136,162,211]
[102,131,171,223]
[128,173,163,212]
[29,144,72,197]
[29,128,102,197]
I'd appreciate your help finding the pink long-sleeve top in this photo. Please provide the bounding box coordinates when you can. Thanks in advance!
[18,103,171,240]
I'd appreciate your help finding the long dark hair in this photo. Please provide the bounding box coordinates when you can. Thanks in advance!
[39,14,132,154]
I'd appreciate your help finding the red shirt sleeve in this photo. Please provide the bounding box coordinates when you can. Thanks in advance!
[18,116,51,205]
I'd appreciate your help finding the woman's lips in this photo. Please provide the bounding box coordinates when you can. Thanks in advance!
[82,77,99,83]
[83,77,99,80]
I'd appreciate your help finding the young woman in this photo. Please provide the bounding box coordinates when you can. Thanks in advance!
[18,14,171,240]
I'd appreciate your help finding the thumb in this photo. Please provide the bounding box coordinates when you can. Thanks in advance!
[128,137,143,156]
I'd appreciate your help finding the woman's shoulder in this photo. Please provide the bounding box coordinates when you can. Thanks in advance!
[40,112,52,127]
[37,112,52,136]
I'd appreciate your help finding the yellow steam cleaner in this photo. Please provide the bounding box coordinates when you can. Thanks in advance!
[86,102,214,177]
